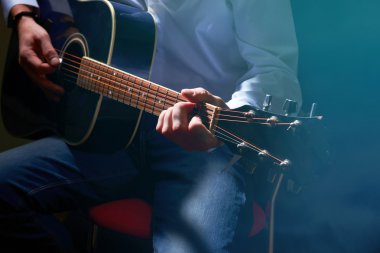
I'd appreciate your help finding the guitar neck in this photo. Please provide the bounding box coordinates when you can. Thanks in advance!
[76,57,185,116]
[74,56,219,131]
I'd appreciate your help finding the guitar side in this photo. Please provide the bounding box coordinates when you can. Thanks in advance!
[1,0,156,152]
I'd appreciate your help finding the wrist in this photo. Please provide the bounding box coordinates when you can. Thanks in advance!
[10,5,39,28]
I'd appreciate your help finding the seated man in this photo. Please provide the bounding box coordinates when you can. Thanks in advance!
[0,0,302,252]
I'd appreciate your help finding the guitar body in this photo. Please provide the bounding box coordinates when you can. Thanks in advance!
[1,0,156,151]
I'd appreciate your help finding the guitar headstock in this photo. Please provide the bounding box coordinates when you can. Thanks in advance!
[210,95,329,192]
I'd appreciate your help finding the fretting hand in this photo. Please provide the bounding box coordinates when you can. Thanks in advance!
[156,87,228,151]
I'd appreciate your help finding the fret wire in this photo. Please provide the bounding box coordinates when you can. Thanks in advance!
[76,63,156,112]
[107,70,116,98]
[125,74,133,107]
[104,65,112,98]
[68,67,165,116]
[144,82,151,112]
[163,89,169,110]
[92,61,98,92]
[155,85,165,112]
[80,59,182,106]
[73,68,216,119]
[78,59,189,112]
[114,69,121,102]
[88,60,96,92]
[138,78,144,109]
[97,62,105,96]
[121,72,128,104]
[151,83,158,114]
[86,60,93,92]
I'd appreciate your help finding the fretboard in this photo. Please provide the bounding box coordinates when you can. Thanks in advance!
[77,57,186,116]
[75,56,219,132]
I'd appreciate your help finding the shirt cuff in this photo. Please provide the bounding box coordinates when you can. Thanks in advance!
[2,0,38,26]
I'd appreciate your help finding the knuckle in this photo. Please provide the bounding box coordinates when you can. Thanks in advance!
[19,49,29,60]
[45,49,56,58]
[39,31,49,40]
[161,127,171,136]
[172,122,186,132]
[197,87,209,96]
[214,95,222,101]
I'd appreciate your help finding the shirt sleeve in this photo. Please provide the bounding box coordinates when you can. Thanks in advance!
[1,0,39,25]
[226,0,302,114]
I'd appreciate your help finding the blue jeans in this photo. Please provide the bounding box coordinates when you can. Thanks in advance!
[0,114,249,253]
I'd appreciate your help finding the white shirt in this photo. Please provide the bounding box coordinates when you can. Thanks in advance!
[2,0,302,114]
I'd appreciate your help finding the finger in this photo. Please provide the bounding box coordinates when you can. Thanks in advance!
[171,102,195,132]
[181,88,227,107]
[156,110,166,132]
[20,49,56,74]
[24,68,64,95]
[162,107,173,135]
[39,36,60,67]
[188,116,220,149]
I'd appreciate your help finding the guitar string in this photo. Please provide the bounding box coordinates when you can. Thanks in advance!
[62,68,193,117]
[57,49,188,103]
[56,49,297,123]
[61,58,296,160]
[62,62,286,128]
[59,54,294,127]
[192,112,286,164]
[62,74,286,164]
[64,57,185,106]
[57,51,292,164]
[62,71,288,165]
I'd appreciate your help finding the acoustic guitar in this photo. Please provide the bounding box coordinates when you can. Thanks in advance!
[1,0,328,190]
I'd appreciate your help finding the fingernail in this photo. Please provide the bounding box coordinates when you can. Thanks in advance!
[51,57,60,66]
[182,89,194,96]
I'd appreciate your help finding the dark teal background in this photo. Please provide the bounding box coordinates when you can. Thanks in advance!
[275,1,380,252]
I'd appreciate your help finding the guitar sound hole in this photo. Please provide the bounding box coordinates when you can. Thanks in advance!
[58,33,88,92]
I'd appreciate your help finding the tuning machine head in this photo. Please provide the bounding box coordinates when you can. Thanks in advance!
[262,94,272,111]
[266,116,279,127]
[244,110,256,122]
[309,102,323,120]
[287,119,302,131]
[283,99,298,116]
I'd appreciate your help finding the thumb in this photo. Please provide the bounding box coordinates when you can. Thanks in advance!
[40,37,60,67]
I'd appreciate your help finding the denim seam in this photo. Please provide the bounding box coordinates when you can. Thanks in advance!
[27,172,133,196]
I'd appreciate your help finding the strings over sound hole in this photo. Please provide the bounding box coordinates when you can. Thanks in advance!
[58,35,88,92]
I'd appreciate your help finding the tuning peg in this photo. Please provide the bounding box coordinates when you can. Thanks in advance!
[262,94,272,111]
[237,142,249,154]
[287,119,302,131]
[309,103,318,117]
[266,116,279,126]
[244,110,256,122]
[279,159,291,167]
[283,99,297,116]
